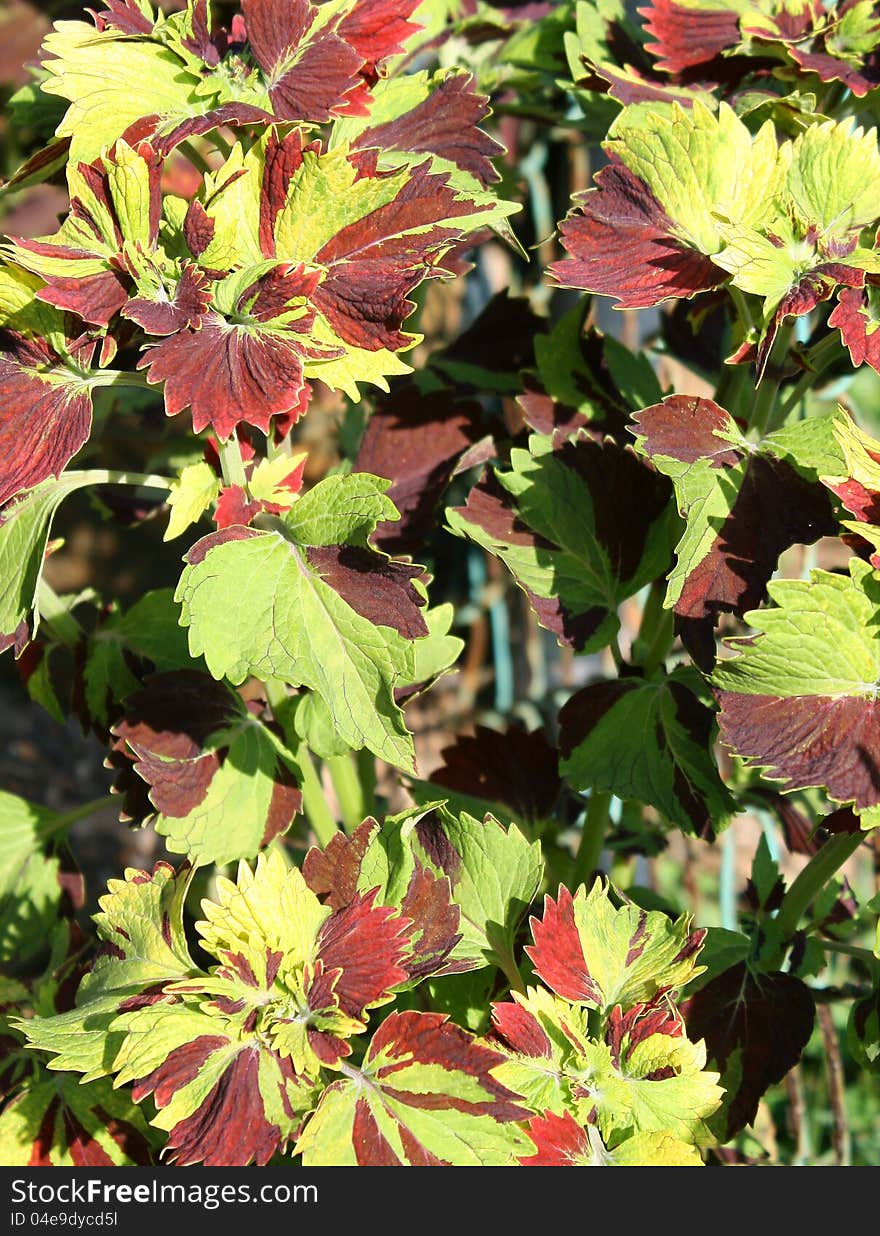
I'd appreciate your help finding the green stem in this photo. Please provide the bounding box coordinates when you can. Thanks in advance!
[327,753,365,834]
[63,468,172,491]
[775,832,865,941]
[263,679,338,847]
[217,435,247,490]
[496,949,527,997]
[816,938,878,966]
[86,369,154,391]
[572,790,612,888]
[729,285,756,332]
[356,747,377,819]
[632,581,674,677]
[36,579,84,647]
[749,375,780,439]
[38,793,117,839]
[778,332,842,420]
[180,140,214,177]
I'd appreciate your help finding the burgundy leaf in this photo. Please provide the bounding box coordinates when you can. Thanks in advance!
[138,265,321,438]
[550,156,725,309]
[122,263,212,335]
[0,333,93,506]
[312,162,487,351]
[305,544,428,638]
[430,723,562,824]
[353,388,485,553]
[684,963,815,1138]
[352,73,504,186]
[242,0,364,122]
[716,691,880,817]
[303,817,381,911]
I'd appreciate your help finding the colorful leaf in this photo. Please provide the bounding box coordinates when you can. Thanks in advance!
[712,557,880,827]
[296,1010,532,1165]
[175,473,428,770]
[0,1074,154,1166]
[111,671,302,866]
[447,431,675,653]
[526,878,705,1013]
[558,669,734,839]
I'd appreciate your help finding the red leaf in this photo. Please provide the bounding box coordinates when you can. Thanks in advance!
[830,285,880,373]
[337,0,422,70]
[519,1109,591,1166]
[526,886,601,1006]
[641,0,741,74]
[550,157,725,308]
[317,890,411,1014]
[352,73,504,187]
[0,333,93,506]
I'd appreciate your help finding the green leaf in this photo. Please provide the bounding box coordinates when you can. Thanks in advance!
[559,669,734,837]
[0,474,96,640]
[176,474,427,770]
[83,589,195,727]
[40,23,206,163]
[0,791,67,969]
[164,460,221,541]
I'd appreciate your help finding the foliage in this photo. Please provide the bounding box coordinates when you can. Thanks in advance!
[1,0,880,1168]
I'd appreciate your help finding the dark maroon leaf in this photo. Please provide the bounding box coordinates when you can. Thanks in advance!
[305,545,428,639]
[353,388,486,553]
[684,963,815,1138]
[242,0,364,123]
[430,724,562,824]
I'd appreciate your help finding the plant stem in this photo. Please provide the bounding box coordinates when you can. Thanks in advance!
[263,679,338,847]
[778,331,842,420]
[729,285,756,332]
[356,747,377,819]
[817,1004,851,1166]
[327,754,365,834]
[38,793,117,840]
[816,938,878,965]
[86,369,154,391]
[180,140,214,177]
[36,579,84,647]
[64,468,172,491]
[217,435,247,490]
[775,832,864,941]
[572,790,611,888]
[633,580,674,677]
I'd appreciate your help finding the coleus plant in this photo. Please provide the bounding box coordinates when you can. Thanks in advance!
[1,0,880,1169]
